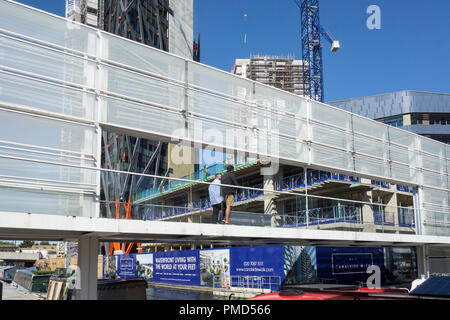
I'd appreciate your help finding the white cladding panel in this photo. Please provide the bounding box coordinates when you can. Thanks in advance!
[0,1,449,235]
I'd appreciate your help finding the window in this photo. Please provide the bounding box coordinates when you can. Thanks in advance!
[411,113,423,125]
[384,115,403,127]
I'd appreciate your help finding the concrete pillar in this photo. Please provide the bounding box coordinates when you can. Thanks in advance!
[386,192,399,232]
[187,186,199,223]
[263,168,283,227]
[416,245,429,278]
[263,175,277,215]
[362,191,376,232]
[77,235,99,300]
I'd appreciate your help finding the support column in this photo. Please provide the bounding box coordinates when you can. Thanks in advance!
[413,187,423,235]
[264,168,283,227]
[362,190,376,232]
[77,236,99,300]
[416,245,429,278]
[187,186,199,223]
[386,192,399,232]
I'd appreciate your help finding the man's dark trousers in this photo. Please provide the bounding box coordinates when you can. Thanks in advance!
[212,202,224,224]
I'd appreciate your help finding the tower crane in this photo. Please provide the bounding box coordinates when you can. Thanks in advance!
[295,0,340,102]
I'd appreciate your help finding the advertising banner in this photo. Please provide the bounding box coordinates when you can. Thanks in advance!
[230,246,284,290]
[102,245,410,288]
[153,250,200,286]
[200,249,230,288]
[316,247,385,285]
[117,254,137,279]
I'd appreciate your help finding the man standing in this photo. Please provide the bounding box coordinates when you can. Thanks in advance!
[209,173,223,224]
[221,165,239,225]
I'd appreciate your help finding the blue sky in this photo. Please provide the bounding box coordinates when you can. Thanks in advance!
[14,0,450,102]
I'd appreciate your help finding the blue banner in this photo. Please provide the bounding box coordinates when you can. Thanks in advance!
[230,246,284,290]
[316,247,385,285]
[117,254,137,279]
[153,250,200,286]
[105,245,396,288]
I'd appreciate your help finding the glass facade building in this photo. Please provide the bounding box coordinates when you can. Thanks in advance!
[329,90,450,144]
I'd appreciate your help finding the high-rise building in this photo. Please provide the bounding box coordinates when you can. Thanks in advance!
[65,0,195,222]
[65,0,193,60]
[234,56,309,96]
[329,90,450,145]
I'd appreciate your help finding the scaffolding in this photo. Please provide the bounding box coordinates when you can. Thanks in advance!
[239,56,310,97]
[66,0,171,51]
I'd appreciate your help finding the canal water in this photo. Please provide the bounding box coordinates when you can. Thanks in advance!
[146,286,231,300]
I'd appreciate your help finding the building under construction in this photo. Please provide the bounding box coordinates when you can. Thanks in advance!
[65,1,196,251]
[234,56,309,96]
[65,0,194,59]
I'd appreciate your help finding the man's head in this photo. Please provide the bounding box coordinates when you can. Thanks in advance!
[215,173,222,180]
[227,165,234,172]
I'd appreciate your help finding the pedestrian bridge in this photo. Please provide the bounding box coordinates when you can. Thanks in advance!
[1,1,450,299]
[1,0,450,246]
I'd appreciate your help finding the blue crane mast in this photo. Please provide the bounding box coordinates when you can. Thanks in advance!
[295,0,339,102]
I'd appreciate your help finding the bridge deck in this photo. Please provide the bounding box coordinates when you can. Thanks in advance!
[0,211,449,248]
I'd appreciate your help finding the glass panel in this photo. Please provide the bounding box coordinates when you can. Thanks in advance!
[310,145,353,171]
[354,134,387,159]
[421,153,445,173]
[422,188,449,206]
[278,137,308,163]
[311,122,351,150]
[102,64,185,111]
[254,83,308,116]
[102,32,186,82]
[274,114,307,140]
[103,96,185,139]
[422,170,447,189]
[0,36,93,87]
[0,186,93,217]
[353,115,387,141]
[310,101,351,130]
[0,72,96,120]
[354,155,389,178]
[391,163,417,184]
[188,61,253,101]
[0,0,98,55]
[420,136,444,157]
[0,158,96,187]
[188,89,251,127]
[389,126,417,149]
[0,109,97,155]
[390,144,416,166]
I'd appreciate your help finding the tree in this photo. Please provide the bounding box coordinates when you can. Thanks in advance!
[19,240,35,248]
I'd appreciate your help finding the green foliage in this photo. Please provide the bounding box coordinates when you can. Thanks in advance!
[19,240,35,248]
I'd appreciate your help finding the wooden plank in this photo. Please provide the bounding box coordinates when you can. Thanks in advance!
[46,280,55,300]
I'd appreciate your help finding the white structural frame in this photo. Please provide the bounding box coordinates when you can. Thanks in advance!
[0,0,449,239]
[1,1,450,300]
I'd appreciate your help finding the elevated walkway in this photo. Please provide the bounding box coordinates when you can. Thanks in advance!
[0,211,449,248]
